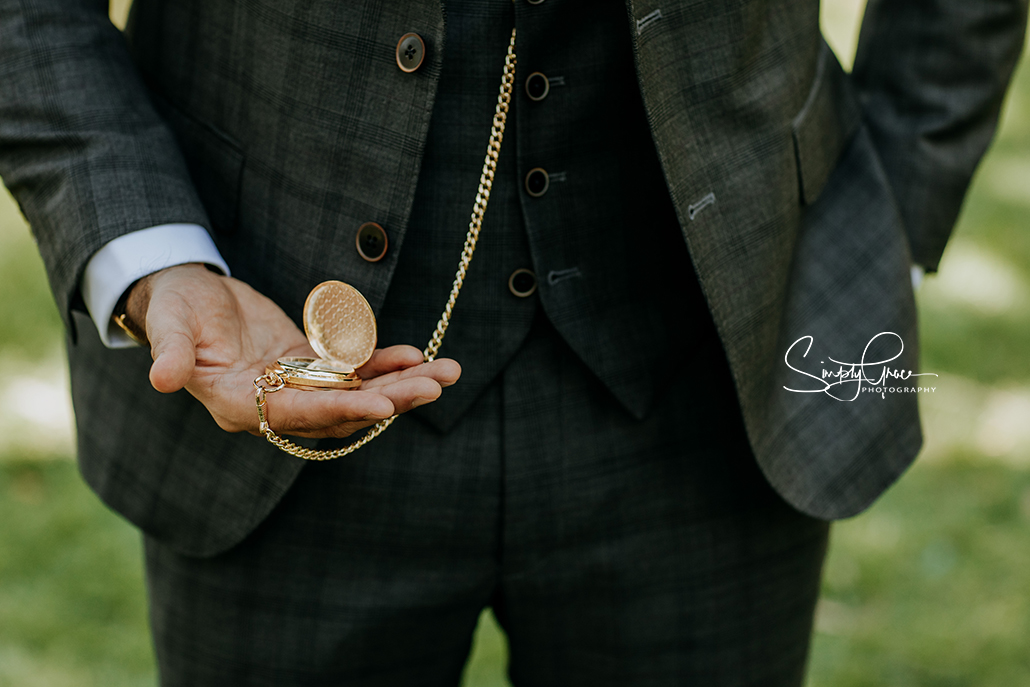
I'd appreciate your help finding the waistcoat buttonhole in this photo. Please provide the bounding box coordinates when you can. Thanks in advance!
[548,267,583,286]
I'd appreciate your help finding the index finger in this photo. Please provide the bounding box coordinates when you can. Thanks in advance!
[356,345,427,379]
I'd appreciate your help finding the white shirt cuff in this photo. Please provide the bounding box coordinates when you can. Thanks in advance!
[911,264,925,291]
[81,224,230,348]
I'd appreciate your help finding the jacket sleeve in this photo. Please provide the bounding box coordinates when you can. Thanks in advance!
[852,0,1029,272]
[0,0,211,336]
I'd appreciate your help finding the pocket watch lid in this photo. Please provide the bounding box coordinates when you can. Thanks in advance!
[302,281,377,369]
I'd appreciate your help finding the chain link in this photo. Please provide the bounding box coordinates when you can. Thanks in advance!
[424,28,517,363]
[254,28,517,461]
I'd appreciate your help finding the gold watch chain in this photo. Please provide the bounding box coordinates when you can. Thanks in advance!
[253,28,517,461]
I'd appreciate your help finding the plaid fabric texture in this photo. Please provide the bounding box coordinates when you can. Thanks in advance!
[145,317,829,686]
[0,0,1025,556]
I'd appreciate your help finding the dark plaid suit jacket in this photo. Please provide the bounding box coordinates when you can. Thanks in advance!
[1,0,1026,555]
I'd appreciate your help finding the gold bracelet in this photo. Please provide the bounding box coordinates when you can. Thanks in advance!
[113,312,149,347]
[111,277,150,347]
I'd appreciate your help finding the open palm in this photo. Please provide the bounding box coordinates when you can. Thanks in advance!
[134,264,460,439]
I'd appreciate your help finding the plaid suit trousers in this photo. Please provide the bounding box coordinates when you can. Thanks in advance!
[144,315,829,687]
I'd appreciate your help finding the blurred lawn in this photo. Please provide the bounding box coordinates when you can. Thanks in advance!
[1,1,1029,686]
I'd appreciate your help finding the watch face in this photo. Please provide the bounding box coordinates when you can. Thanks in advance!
[302,281,377,370]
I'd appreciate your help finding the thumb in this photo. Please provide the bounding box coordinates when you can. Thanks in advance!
[148,307,198,394]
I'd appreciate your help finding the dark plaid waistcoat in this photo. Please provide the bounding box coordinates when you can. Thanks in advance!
[378,0,705,432]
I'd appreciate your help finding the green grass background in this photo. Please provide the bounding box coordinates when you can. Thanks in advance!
[2,1,1029,685]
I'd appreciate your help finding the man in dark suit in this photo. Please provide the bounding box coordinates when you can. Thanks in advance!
[1,0,1026,684]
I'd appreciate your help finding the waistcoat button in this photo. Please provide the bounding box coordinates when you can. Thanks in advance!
[524,168,549,197]
[508,269,538,297]
[525,72,550,101]
[396,33,425,73]
[355,222,389,262]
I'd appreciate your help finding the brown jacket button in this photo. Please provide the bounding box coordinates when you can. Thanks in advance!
[396,33,425,73]
[524,168,549,197]
[356,222,388,262]
[508,269,538,297]
[525,72,550,101]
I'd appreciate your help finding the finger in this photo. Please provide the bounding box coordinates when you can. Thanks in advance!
[267,386,397,435]
[286,419,382,440]
[289,377,445,439]
[148,305,199,393]
[362,375,444,414]
[356,345,427,379]
[263,376,445,437]
[358,358,462,390]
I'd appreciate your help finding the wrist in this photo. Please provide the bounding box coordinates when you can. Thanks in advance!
[112,276,151,347]
[112,263,216,347]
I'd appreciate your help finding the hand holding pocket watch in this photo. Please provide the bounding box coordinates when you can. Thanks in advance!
[124,264,460,444]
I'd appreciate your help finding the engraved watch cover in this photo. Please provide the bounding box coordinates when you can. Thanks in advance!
[302,281,377,371]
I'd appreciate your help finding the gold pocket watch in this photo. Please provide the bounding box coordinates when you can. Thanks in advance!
[265,280,377,391]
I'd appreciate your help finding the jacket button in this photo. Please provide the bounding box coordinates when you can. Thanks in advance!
[527,0,546,4]
[525,72,550,101]
[356,222,388,262]
[508,269,538,297]
[396,33,425,73]
[524,167,549,197]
